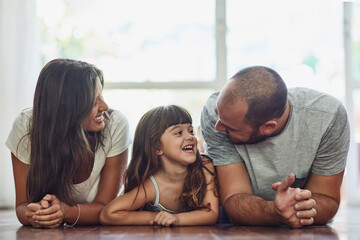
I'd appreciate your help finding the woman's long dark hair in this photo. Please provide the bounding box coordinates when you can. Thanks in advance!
[124,105,214,211]
[27,58,106,205]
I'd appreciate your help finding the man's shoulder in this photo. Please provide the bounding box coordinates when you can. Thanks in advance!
[288,87,342,113]
[206,91,220,105]
[202,91,220,117]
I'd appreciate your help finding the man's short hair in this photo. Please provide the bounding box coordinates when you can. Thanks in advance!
[229,66,288,128]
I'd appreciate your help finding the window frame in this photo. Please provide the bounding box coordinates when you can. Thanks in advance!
[104,0,227,91]
[343,1,360,204]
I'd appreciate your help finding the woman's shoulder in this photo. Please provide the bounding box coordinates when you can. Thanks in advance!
[12,108,33,133]
[6,108,33,164]
[105,109,130,134]
[107,109,129,124]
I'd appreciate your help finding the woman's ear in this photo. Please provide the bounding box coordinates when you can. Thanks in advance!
[259,120,277,135]
[156,149,163,155]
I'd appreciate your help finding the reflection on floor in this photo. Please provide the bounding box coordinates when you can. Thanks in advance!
[0,204,359,240]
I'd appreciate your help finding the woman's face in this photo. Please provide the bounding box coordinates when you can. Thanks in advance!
[82,79,109,132]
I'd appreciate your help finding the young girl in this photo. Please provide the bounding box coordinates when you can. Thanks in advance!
[100,105,219,226]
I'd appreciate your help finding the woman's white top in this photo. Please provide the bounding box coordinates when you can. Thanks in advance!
[6,108,131,203]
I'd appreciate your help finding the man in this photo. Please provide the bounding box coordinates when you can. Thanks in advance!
[201,66,350,228]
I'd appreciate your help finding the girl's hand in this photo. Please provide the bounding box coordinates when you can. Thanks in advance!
[150,211,178,227]
[26,203,43,228]
[32,194,65,228]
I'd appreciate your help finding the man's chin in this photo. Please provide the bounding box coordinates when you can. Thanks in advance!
[230,136,268,145]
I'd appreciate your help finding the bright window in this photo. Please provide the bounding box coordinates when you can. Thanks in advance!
[37,0,216,84]
[227,0,344,101]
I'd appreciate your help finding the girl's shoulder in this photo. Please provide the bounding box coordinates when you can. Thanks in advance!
[128,176,157,203]
[200,154,214,166]
[200,154,215,175]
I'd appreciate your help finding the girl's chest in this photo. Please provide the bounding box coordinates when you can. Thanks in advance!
[157,182,184,212]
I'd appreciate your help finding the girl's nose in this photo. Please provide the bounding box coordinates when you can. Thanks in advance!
[186,132,195,140]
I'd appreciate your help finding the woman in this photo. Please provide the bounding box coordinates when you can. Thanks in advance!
[6,59,131,228]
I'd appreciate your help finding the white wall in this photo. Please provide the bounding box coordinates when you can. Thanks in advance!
[0,0,39,207]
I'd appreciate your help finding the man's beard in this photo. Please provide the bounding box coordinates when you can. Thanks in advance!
[230,127,269,145]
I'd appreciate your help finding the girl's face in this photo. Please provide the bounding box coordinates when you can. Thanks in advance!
[82,79,109,132]
[157,123,198,166]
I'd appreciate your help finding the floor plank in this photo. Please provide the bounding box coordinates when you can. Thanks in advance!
[0,204,359,240]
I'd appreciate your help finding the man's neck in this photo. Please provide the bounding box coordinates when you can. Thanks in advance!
[272,101,291,136]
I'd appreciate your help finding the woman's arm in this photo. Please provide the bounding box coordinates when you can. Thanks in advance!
[99,179,158,225]
[60,149,129,226]
[18,149,129,228]
[152,160,219,227]
[11,153,43,227]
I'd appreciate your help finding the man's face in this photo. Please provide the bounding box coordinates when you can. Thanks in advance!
[215,98,268,144]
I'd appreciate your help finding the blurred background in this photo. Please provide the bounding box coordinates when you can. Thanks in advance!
[0,0,359,208]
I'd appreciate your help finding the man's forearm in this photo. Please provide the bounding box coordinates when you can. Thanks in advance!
[311,193,339,225]
[223,193,283,226]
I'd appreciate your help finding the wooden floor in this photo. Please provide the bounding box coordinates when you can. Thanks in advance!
[0,204,359,240]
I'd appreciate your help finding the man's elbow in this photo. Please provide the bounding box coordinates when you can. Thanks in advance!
[220,194,247,225]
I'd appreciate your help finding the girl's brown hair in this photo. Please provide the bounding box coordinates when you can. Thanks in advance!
[124,105,214,211]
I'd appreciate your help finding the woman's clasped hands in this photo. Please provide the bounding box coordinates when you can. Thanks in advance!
[26,194,65,228]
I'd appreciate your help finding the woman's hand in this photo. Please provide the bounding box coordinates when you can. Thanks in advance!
[32,194,65,228]
[26,203,43,228]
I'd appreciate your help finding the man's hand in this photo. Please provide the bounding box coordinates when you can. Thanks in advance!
[272,174,301,228]
[272,174,316,228]
[294,190,316,226]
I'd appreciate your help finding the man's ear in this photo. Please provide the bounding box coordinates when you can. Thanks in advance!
[259,120,277,135]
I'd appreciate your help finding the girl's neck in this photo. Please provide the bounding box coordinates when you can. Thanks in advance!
[158,168,187,182]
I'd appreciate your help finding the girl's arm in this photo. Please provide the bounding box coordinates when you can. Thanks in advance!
[99,179,158,225]
[12,149,128,228]
[153,159,219,226]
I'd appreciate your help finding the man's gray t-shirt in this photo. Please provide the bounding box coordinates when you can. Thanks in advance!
[201,87,350,200]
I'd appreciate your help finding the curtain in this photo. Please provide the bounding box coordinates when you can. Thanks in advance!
[0,0,39,207]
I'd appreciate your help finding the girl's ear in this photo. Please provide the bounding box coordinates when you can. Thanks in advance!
[156,149,163,155]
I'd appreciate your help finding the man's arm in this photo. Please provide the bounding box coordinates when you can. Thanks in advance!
[296,103,349,225]
[217,162,313,228]
[303,171,344,225]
